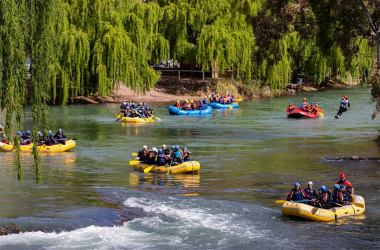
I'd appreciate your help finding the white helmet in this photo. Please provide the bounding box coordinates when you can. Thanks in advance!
[152,147,157,152]
[143,145,147,149]
[307,181,313,185]
[0,125,4,130]
[162,145,166,148]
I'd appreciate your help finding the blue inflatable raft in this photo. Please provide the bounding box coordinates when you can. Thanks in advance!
[209,102,238,109]
[168,106,212,115]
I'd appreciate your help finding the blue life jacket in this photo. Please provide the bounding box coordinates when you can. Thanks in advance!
[203,99,208,104]
[182,152,190,162]
[292,189,304,201]
[157,153,166,164]
[304,187,315,199]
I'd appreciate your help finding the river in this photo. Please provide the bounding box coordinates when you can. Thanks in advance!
[0,87,379,249]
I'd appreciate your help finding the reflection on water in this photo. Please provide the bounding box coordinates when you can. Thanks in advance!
[129,172,200,196]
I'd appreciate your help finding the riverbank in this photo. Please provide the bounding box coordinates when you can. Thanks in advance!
[71,78,355,104]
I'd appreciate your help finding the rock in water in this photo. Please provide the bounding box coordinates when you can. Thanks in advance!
[0,223,22,236]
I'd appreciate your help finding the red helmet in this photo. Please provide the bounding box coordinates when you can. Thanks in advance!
[340,173,346,179]
[343,95,347,99]
[232,95,235,97]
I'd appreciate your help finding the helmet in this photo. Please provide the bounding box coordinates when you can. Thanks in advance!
[341,185,347,189]
[315,102,318,105]
[38,131,41,135]
[303,97,306,101]
[334,184,341,190]
[301,104,305,107]
[224,95,226,98]
[199,100,202,102]
[175,145,180,150]
[307,181,313,185]
[232,95,235,97]
[143,102,146,105]
[26,130,31,135]
[212,94,215,96]
[152,147,157,152]
[295,183,300,187]
[149,107,152,110]
[172,146,175,150]
[0,125,4,130]
[298,105,301,107]
[17,131,21,135]
[183,147,187,150]
[185,99,189,103]
[319,186,327,192]
[158,149,163,153]
[289,102,293,105]
[340,173,346,179]
[58,128,62,132]
[143,145,147,149]
[311,102,314,105]
[122,102,126,105]
[227,94,230,97]
[343,95,348,99]
[190,100,193,103]
[177,100,180,103]
[48,130,52,135]
[162,145,166,148]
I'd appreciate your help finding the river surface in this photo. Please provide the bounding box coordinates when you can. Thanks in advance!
[0,87,379,249]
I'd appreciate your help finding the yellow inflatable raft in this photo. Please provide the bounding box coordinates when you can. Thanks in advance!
[116,114,154,123]
[0,140,76,153]
[282,195,365,222]
[132,161,200,174]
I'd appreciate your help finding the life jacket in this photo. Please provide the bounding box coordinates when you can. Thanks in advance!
[219,98,224,104]
[342,190,352,202]
[175,103,181,108]
[182,103,188,109]
[333,191,343,203]
[340,99,349,109]
[156,153,166,164]
[203,99,208,104]
[287,189,308,201]
[191,103,196,109]
[199,103,204,109]
[182,152,190,162]
[304,187,315,199]
[138,149,147,161]
[148,151,156,164]
[230,97,235,102]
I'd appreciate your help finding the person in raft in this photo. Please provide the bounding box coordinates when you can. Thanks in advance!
[156,149,169,166]
[54,128,67,141]
[337,173,354,197]
[304,181,316,204]
[287,183,310,202]
[182,147,191,162]
[287,103,296,113]
[340,185,352,204]
[302,97,307,106]
[0,125,7,144]
[332,184,343,207]
[315,186,333,209]
[175,100,181,108]
[138,145,148,162]
[335,95,350,119]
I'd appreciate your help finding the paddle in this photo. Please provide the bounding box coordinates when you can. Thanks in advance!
[275,199,311,204]
[144,165,154,173]
[116,116,123,122]
[166,158,174,175]
[152,115,161,121]
[319,112,324,117]
[235,98,243,101]
[227,105,233,110]
[317,108,324,113]
[132,152,138,156]
[129,160,142,165]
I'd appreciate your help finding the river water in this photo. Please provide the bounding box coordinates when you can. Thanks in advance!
[0,87,379,249]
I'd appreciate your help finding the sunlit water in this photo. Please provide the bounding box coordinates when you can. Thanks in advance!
[0,87,379,249]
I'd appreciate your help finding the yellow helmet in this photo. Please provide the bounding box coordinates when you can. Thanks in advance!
[185,99,189,103]
[190,100,193,103]
[177,100,179,103]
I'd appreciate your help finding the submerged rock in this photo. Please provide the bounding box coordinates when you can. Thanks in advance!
[0,223,22,236]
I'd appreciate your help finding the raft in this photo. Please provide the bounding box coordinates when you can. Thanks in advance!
[287,109,319,118]
[121,117,154,123]
[0,140,76,153]
[168,106,212,115]
[209,102,238,109]
[132,161,200,174]
[281,195,365,222]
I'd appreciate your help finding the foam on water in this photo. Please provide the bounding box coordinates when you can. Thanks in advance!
[0,192,281,250]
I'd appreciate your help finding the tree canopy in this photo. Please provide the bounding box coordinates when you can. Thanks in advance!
[0,0,378,183]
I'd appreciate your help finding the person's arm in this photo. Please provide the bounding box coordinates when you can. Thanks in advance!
[348,101,350,107]
[350,186,354,196]
[287,191,293,201]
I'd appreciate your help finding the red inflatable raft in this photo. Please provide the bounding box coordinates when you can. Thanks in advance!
[287,110,319,119]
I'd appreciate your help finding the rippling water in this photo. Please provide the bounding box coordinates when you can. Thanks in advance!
[0,87,379,249]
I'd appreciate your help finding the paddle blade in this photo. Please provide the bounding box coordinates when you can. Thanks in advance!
[144,166,154,173]
[153,116,161,121]
[317,108,324,113]
[228,105,233,110]
[131,153,138,157]
[319,112,324,117]
[275,199,288,204]
[129,160,141,165]
[235,98,243,101]
[116,118,122,122]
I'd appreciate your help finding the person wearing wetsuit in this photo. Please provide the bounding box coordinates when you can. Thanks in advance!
[335,95,350,119]
[287,183,310,202]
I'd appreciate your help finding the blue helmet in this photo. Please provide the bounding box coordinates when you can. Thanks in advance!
[227,94,230,97]
[26,130,31,135]
[149,107,152,110]
[289,102,293,105]
[143,102,146,105]
[175,145,180,150]
[172,146,175,150]
[48,130,52,135]
[158,149,163,153]
[298,105,301,108]
[212,93,215,96]
[183,147,187,150]
[319,186,327,192]
[341,185,346,189]
[37,131,41,136]
[17,131,21,135]
[301,104,305,107]
[315,102,318,105]
[334,184,341,190]
[295,183,300,188]
[58,128,62,132]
